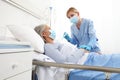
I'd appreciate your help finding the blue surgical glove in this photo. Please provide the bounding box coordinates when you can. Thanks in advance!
[79,45,92,51]
[63,32,71,42]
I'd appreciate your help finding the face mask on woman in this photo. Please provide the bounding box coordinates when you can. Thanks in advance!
[49,30,56,40]
[70,15,79,24]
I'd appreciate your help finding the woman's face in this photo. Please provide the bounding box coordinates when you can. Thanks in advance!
[67,11,79,19]
[67,11,80,24]
[42,26,56,40]
[42,26,51,38]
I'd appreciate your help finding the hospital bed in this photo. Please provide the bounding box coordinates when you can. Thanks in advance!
[1,41,120,80]
[5,25,120,80]
[32,59,120,80]
[1,41,119,80]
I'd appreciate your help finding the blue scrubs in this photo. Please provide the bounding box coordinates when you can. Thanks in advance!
[69,18,100,52]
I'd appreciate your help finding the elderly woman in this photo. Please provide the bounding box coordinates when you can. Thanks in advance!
[34,24,87,64]
[34,24,120,80]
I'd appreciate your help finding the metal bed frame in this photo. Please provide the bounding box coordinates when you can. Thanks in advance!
[32,60,120,80]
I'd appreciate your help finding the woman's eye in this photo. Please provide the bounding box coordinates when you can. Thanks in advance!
[70,14,74,17]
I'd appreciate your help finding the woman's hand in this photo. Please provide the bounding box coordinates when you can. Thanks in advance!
[79,48,90,53]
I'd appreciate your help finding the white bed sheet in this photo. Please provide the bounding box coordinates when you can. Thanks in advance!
[33,52,68,80]
[33,51,89,80]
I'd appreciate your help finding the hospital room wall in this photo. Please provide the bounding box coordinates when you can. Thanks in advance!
[0,0,50,38]
[51,0,120,54]
[0,0,120,54]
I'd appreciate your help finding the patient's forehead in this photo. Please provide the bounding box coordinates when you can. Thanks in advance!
[44,26,51,31]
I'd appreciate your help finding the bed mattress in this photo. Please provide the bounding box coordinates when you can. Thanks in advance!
[0,41,33,53]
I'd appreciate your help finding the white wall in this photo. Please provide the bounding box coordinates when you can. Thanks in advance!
[0,0,50,38]
[51,0,120,53]
[0,0,120,53]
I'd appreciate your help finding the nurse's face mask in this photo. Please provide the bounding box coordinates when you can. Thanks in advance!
[49,29,56,40]
[70,15,79,24]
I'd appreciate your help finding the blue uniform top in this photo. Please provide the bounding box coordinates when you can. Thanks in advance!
[69,18,100,52]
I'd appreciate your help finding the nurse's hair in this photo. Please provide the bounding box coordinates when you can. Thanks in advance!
[34,24,47,41]
[66,7,79,18]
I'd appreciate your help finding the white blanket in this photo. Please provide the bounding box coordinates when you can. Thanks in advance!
[33,52,67,80]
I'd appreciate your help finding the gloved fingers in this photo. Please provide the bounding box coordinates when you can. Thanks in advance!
[63,32,70,39]
[85,46,91,51]
[79,45,87,49]
[64,32,68,35]
[63,32,68,37]
[63,32,72,42]
[79,45,91,51]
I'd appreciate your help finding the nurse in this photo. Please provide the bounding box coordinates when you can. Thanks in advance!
[64,7,101,53]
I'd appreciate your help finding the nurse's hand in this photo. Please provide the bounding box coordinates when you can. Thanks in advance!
[63,32,71,42]
[79,45,91,51]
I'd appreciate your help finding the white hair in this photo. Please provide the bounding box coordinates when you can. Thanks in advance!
[34,24,47,41]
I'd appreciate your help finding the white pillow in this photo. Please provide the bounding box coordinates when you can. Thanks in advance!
[7,25,44,53]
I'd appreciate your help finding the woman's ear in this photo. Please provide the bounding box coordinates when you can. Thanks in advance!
[42,32,46,37]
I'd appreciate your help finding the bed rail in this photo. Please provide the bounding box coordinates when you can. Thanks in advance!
[33,60,120,73]
[33,60,120,80]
